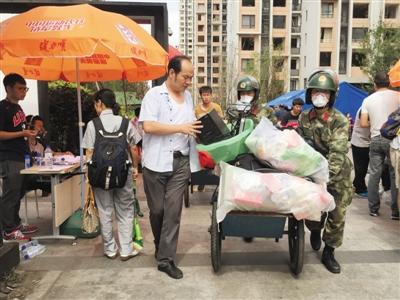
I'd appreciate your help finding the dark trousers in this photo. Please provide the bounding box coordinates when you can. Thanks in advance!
[0,160,25,233]
[352,144,391,193]
[142,156,190,264]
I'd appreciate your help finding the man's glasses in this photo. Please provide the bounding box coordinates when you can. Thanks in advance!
[17,87,29,92]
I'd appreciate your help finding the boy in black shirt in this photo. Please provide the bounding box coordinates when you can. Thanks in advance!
[0,73,38,240]
[277,98,304,129]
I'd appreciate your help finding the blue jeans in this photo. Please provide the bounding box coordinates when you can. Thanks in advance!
[368,136,399,214]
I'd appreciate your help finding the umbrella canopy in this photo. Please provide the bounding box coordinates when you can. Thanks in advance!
[388,59,400,87]
[0,4,168,82]
[168,45,183,61]
[267,82,368,120]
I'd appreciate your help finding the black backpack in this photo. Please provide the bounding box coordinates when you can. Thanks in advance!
[88,117,130,190]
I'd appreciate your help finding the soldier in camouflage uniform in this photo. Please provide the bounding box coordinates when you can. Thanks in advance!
[235,75,278,125]
[298,69,353,274]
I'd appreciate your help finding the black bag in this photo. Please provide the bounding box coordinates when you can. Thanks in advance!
[380,108,400,140]
[88,117,130,190]
[197,109,232,145]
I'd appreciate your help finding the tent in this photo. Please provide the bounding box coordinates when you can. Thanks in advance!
[267,82,368,120]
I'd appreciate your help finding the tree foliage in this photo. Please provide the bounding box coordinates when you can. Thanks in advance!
[360,21,400,81]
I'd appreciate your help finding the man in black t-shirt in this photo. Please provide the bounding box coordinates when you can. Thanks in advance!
[0,73,38,241]
[277,98,304,129]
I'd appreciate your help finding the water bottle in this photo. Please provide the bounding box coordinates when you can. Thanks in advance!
[24,154,31,168]
[44,145,53,167]
[19,239,39,251]
[21,244,46,260]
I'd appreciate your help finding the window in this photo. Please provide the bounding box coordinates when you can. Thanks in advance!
[242,15,255,29]
[241,37,255,50]
[274,57,285,71]
[213,4,220,10]
[198,3,205,10]
[198,56,205,63]
[385,4,398,19]
[242,0,255,7]
[213,77,219,84]
[213,14,220,22]
[213,67,219,73]
[273,16,286,29]
[321,3,334,18]
[320,28,333,42]
[198,25,204,31]
[197,14,203,21]
[212,56,219,63]
[290,59,298,70]
[198,67,205,73]
[198,77,205,84]
[241,58,254,72]
[353,3,368,18]
[213,25,219,31]
[320,52,331,66]
[352,51,365,67]
[273,37,284,50]
[213,36,219,43]
[352,28,367,42]
[213,46,220,52]
[273,0,286,7]
[198,36,205,43]
[290,79,297,91]
[291,37,300,48]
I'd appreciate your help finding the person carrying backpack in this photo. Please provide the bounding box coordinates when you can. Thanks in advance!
[82,89,142,261]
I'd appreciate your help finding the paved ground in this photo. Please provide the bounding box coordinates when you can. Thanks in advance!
[11,175,400,300]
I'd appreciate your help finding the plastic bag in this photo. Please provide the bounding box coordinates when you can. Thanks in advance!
[245,117,329,184]
[216,162,335,223]
[81,183,100,234]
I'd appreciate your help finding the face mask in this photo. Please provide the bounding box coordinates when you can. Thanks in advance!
[311,94,329,108]
[239,95,253,104]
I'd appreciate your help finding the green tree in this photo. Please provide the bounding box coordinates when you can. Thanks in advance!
[360,21,400,81]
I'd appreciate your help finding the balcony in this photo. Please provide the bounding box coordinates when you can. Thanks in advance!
[291,48,300,55]
[290,69,300,76]
[291,26,300,34]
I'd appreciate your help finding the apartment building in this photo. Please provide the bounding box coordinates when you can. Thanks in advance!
[181,0,399,101]
[179,0,228,103]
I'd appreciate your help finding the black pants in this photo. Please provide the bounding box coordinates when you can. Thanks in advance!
[351,144,391,193]
[0,160,26,233]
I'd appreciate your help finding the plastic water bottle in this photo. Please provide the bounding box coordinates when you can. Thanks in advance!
[44,145,53,167]
[21,244,46,260]
[24,154,31,168]
[19,239,39,251]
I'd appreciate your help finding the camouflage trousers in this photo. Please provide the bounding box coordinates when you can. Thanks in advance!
[306,180,353,248]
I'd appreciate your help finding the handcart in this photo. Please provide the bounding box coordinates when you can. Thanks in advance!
[184,170,219,208]
[197,107,305,276]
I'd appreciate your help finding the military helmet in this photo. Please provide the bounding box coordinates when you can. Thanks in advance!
[305,68,339,107]
[237,75,260,103]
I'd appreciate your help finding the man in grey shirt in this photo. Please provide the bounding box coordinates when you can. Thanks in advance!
[139,56,202,279]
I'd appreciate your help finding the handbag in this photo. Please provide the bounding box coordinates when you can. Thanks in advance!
[81,183,100,234]
[381,107,400,140]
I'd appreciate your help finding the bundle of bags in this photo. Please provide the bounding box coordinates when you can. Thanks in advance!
[245,117,329,184]
[217,162,335,223]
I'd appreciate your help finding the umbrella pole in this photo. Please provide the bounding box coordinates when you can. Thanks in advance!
[76,58,85,208]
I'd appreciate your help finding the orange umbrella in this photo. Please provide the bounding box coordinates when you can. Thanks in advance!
[388,59,400,87]
[0,4,168,82]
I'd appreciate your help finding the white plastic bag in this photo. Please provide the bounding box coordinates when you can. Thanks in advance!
[245,117,329,184]
[216,162,335,223]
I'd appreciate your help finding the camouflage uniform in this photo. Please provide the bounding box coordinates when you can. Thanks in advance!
[252,105,278,126]
[298,107,353,248]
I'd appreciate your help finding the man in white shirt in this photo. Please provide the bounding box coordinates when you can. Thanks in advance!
[139,56,202,279]
[360,72,400,220]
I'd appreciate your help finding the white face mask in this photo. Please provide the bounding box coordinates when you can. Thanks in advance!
[311,94,329,108]
[239,95,253,104]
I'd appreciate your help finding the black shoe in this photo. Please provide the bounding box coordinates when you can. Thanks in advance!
[243,237,254,243]
[321,245,341,274]
[158,261,183,279]
[310,230,321,251]
[369,211,379,217]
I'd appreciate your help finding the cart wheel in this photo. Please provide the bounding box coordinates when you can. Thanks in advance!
[288,217,304,275]
[184,185,190,208]
[210,201,221,272]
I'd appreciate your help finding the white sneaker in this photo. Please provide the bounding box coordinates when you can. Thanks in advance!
[120,249,139,261]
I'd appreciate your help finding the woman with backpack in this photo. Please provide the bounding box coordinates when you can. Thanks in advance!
[82,89,142,261]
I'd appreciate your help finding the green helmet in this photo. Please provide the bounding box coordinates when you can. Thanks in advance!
[237,75,260,103]
[305,69,339,107]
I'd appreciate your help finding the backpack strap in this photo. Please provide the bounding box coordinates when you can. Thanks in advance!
[92,117,106,141]
[118,117,129,136]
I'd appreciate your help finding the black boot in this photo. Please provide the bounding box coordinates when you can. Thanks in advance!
[310,230,321,251]
[321,245,341,274]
